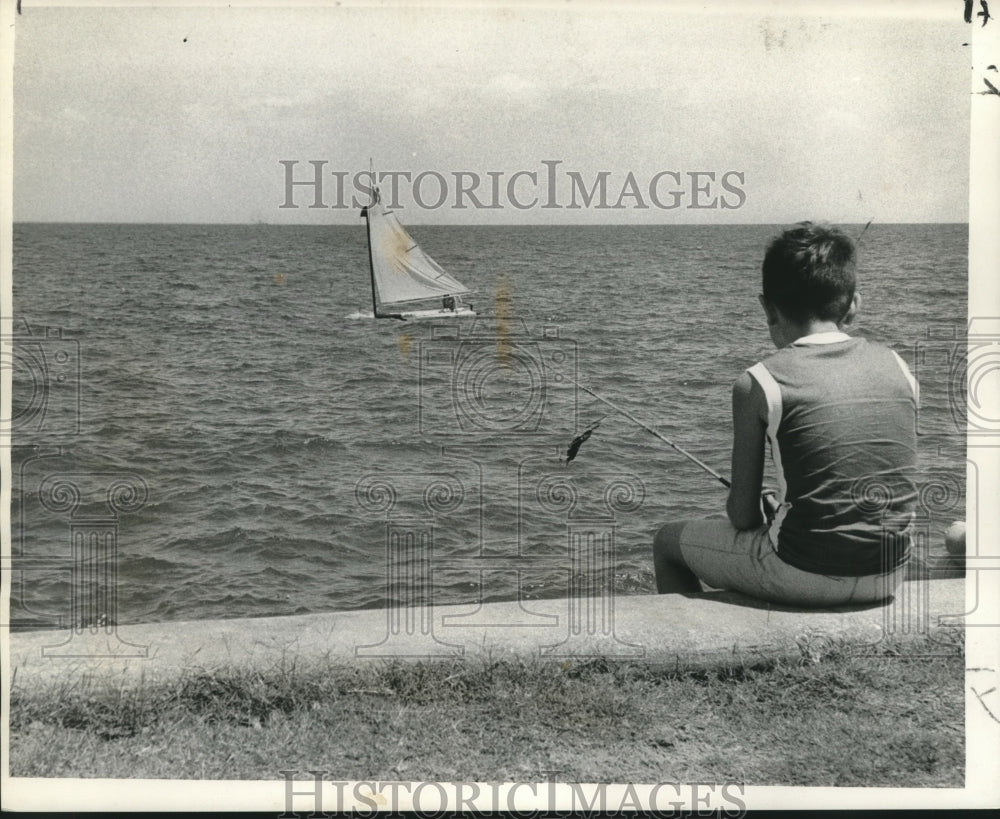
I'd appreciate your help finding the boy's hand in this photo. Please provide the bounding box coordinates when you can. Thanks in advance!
[761,490,780,523]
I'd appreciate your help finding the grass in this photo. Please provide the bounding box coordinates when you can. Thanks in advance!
[9,629,964,785]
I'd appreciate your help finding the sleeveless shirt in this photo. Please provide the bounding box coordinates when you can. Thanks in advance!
[747,332,918,576]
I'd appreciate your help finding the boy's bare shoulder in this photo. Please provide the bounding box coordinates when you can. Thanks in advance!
[732,369,756,399]
[731,370,768,424]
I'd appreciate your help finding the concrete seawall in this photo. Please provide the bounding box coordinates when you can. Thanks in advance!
[7,580,966,689]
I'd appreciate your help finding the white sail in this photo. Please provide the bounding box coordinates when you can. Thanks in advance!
[366,196,471,307]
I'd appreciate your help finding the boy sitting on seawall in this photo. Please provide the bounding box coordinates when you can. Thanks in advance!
[653,222,918,607]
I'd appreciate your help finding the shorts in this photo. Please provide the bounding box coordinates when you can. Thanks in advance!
[679,518,906,607]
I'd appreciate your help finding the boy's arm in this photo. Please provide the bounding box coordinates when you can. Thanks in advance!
[726,371,768,530]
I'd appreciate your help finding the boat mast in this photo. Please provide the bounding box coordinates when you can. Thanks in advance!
[364,161,405,321]
[364,189,379,318]
[362,158,380,318]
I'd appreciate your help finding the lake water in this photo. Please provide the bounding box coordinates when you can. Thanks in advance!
[10,222,968,626]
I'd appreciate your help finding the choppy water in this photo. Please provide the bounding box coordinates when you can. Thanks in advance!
[10,222,967,626]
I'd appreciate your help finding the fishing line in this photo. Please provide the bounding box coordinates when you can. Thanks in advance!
[563,376,731,488]
[560,221,873,494]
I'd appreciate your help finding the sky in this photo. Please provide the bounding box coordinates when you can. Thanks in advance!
[11,0,973,224]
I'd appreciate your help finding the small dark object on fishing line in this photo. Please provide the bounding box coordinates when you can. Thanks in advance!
[565,416,607,464]
[565,429,593,464]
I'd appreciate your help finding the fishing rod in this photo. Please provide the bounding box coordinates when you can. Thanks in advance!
[564,377,731,489]
[559,221,874,495]
[564,220,875,484]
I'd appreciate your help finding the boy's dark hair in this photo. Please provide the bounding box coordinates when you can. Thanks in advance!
[761,222,857,323]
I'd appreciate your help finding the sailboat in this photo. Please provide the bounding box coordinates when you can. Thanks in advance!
[360,186,476,320]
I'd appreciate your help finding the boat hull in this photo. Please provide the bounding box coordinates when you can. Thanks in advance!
[382,307,477,320]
